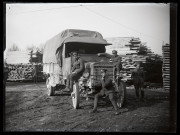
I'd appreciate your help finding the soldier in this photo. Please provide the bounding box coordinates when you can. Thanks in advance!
[64,51,85,92]
[98,50,122,80]
[131,62,145,101]
[90,69,121,115]
[32,64,38,83]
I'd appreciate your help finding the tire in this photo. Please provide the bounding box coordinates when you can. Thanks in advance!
[71,82,80,109]
[115,80,126,108]
[46,78,55,96]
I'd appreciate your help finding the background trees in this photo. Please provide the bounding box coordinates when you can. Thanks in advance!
[7,43,20,51]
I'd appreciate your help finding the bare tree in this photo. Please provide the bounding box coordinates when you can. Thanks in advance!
[7,43,20,51]
[26,44,37,51]
[38,43,45,53]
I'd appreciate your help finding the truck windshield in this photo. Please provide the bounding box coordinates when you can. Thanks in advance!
[65,43,106,57]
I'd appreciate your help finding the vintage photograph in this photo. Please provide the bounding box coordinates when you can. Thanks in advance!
[3,3,175,132]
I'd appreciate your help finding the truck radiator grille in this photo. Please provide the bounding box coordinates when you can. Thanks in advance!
[91,63,114,83]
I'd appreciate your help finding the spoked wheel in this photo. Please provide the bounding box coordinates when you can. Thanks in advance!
[71,82,80,109]
[46,78,55,96]
[115,80,126,108]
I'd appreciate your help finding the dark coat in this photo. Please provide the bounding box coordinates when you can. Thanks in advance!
[131,68,145,84]
[111,55,122,68]
[95,76,115,96]
[32,65,38,77]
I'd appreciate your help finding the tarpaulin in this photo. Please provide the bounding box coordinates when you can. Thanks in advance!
[43,29,111,67]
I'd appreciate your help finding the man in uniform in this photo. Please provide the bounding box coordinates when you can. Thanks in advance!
[98,50,122,80]
[90,69,121,115]
[64,51,85,92]
[131,62,145,101]
[32,64,38,83]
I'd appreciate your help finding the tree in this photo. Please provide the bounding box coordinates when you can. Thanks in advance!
[8,43,20,51]
[26,44,37,51]
[38,43,45,53]
[137,45,148,55]
[26,43,44,53]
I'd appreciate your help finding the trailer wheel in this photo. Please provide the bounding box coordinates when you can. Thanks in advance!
[115,80,126,108]
[46,78,55,96]
[71,82,80,109]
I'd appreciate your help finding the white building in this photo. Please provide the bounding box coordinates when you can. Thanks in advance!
[5,51,31,64]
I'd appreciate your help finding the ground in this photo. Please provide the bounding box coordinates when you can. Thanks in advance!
[4,82,172,132]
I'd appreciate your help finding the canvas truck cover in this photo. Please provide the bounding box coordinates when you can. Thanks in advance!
[43,29,111,66]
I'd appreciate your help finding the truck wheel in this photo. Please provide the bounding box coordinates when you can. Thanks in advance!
[71,82,80,109]
[46,78,55,96]
[116,80,126,108]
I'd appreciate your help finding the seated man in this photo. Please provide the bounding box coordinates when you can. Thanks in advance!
[90,69,121,115]
[64,51,85,92]
[98,50,122,80]
[131,62,145,101]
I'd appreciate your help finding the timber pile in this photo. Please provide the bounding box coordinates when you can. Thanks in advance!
[120,55,149,82]
[7,63,44,81]
[162,44,170,90]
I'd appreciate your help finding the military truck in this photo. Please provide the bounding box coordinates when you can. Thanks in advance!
[43,29,126,109]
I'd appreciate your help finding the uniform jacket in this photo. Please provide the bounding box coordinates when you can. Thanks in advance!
[131,68,145,83]
[95,76,115,95]
[32,65,38,77]
[111,55,122,67]
[100,53,122,68]
[71,57,85,75]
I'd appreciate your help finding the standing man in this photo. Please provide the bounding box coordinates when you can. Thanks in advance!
[32,64,38,83]
[131,62,145,101]
[90,69,121,115]
[64,51,85,92]
[98,50,122,80]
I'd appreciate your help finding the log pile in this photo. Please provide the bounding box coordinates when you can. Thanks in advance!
[7,63,45,81]
[162,44,170,90]
[120,55,149,82]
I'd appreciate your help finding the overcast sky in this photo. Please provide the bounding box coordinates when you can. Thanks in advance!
[5,3,170,55]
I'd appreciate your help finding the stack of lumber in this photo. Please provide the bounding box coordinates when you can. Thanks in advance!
[7,63,44,81]
[120,55,148,82]
[162,44,170,90]
[7,64,34,81]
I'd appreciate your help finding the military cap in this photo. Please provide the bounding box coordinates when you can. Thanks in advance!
[112,50,117,54]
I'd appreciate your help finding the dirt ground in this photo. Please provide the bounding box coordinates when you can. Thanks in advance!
[4,82,172,132]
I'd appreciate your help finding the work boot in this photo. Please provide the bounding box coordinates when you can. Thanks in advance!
[119,108,129,113]
[114,110,121,115]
